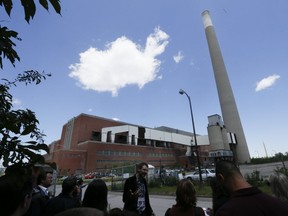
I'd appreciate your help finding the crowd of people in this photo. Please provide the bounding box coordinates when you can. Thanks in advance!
[1,160,288,216]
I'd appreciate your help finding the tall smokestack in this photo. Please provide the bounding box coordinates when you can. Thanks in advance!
[201,10,250,163]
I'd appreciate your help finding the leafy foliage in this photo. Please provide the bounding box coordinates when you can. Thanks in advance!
[245,170,264,186]
[250,152,288,164]
[0,0,61,22]
[0,26,21,68]
[0,1,61,170]
[0,71,54,168]
[0,0,61,68]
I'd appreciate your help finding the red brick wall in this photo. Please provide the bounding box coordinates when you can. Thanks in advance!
[46,113,211,174]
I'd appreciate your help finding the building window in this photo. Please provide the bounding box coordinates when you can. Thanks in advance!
[115,132,128,144]
[92,131,101,141]
[106,131,112,142]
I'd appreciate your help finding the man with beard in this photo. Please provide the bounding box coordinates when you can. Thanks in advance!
[123,162,155,216]
[215,160,288,216]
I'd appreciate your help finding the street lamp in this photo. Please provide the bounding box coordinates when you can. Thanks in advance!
[179,89,203,182]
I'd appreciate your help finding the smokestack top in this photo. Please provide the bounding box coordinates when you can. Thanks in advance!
[202,10,213,29]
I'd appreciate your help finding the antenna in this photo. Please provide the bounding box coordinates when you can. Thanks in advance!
[263,142,268,158]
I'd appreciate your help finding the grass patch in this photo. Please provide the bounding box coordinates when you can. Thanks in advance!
[148,183,272,197]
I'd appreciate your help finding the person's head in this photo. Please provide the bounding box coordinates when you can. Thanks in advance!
[209,177,230,213]
[136,162,148,179]
[215,160,249,193]
[109,208,124,216]
[269,172,288,202]
[1,167,33,216]
[62,176,78,195]
[175,179,197,207]
[82,179,108,211]
[209,176,229,198]
[37,167,53,188]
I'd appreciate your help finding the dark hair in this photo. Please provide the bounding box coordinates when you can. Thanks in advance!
[175,179,197,207]
[136,162,148,170]
[82,179,108,211]
[109,207,124,216]
[0,167,33,216]
[209,177,230,213]
[62,176,77,194]
[55,207,105,216]
[215,160,241,180]
[37,167,48,185]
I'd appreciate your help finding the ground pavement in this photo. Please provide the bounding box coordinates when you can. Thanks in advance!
[54,185,212,215]
[108,191,212,216]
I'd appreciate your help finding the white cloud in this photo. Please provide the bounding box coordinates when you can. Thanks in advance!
[12,98,22,106]
[69,27,169,96]
[173,51,184,63]
[88,108,93,112]
[255,74,280,92]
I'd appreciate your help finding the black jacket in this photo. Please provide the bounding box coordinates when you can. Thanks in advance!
[43,193,80,216]
[123,175,153,216]
[216,187,288,216]
[24,186,50,216]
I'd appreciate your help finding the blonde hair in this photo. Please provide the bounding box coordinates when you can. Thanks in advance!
[269,172,288,202]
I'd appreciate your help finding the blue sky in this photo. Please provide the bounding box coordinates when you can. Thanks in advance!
[1,0,287,158]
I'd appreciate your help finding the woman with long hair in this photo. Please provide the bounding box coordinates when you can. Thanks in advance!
[165,179,205,216]
[82,179,108,213]
[269,172,288,202]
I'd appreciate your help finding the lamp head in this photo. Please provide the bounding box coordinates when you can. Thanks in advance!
[179,89,184,95]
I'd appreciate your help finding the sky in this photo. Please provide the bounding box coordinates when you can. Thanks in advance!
[1,0,287,158]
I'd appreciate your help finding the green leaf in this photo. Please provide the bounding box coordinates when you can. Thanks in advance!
[6,123,20,134]
[37,144,49,153]
[49,0,61,14]
[0,26,21,68]
[39,0,48,10]
[20,144,49,153]
[24,141,37,145]
[1,0,13,16]
[21,0,36,23]
[21,125,35,135]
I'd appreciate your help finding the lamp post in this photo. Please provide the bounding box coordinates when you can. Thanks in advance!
[179,89,203,182]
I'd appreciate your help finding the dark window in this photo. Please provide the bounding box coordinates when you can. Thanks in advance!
[92,131,101,141]
[107,131,112,142]
[115,132,128,144]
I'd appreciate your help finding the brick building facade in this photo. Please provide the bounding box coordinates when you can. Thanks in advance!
[45,113,211,175]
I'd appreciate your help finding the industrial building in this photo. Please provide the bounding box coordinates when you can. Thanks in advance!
[45,113,212,175]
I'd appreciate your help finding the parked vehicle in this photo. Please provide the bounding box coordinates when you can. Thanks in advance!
[185,168,215,181]
[84,173,95,179]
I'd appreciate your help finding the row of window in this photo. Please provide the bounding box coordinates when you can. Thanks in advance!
[59,151,175,159]
[148,152,174,157]
[61,154,82,159]
[97,150,141,157]
[96,150,174,157]
[209,151,233,157]
[96,159,176,164]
